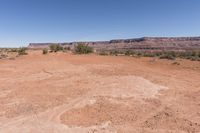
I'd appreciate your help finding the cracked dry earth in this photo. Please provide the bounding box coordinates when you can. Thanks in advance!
[0,51,200,133]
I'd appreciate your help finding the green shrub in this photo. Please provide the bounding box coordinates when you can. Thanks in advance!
[74,43,93,54]
[155,52,162,56]
[109,50,120,56]
[18,47,27,55]
[49,44,63,52]
[143,53,158,57]
[177,51,200,61]
[49,45,56,52]
[43,49,48,54]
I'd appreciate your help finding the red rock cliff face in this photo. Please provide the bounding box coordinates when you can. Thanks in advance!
[28,37,200,52]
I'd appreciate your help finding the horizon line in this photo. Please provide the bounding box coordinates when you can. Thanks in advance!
[1,35,200,48]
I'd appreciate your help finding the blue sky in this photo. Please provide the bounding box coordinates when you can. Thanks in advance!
[0,0,200,47]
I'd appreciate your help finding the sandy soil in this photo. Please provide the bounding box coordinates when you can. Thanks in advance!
[0,51,200,133]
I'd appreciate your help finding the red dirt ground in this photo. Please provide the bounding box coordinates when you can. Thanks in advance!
[0,51,200,133]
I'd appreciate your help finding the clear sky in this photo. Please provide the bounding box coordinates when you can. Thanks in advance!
[0,0,200,47]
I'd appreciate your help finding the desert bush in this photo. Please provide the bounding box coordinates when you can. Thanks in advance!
[62,47,71,52]
[168,51,176,57]
[49,44,63,52]
[18,47,27,55]
[74,43,93,54]
[95,49,200,61]
[143,53,158,57]
[133,51,200,61]
[181,51,194,57]
[43,49,48,54]
[155,52,162,56]
[10,48,18,52]
[160,54,176,60]
[191,51,197,57]
[99,51,109,56]
[190,56,200,61]
[136,52,142,56]
[125,50,136,56]
[109,50,124,56]
[177,51,200,61]
[65,47,71,50]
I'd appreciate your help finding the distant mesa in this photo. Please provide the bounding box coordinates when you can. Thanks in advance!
[28,37,200,52]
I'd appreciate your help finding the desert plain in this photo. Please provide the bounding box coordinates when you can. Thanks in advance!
[0,51,200,133]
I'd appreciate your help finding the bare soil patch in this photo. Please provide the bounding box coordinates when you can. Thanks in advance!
[0,51,199,133]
